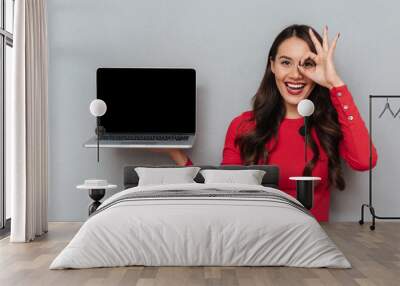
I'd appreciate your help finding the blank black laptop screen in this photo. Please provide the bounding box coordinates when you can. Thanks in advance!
[97,68,196,134]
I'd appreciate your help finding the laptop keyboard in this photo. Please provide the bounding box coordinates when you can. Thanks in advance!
[99,134,190,141]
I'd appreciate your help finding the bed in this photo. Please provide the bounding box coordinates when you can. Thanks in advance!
[50,165,351,269]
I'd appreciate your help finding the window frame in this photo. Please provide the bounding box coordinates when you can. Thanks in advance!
[0,0,14,231]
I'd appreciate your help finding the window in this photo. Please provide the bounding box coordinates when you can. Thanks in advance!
[0,0,14,233]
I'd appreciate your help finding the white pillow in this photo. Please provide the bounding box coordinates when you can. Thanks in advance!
[200,169,266,185]
[135,167,201,186]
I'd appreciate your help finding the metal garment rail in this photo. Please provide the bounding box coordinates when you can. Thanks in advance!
[359,95,400,230]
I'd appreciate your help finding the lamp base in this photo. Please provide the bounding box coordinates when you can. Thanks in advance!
[289,177,321,210]
[88,189,105,215]
[296,180,314,210]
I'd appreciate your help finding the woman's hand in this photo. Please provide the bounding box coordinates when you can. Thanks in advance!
[298,25,345,89]
[148,148,189,166]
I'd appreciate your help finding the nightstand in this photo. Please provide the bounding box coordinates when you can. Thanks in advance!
[77,180,117,215]
[289,176,321,210]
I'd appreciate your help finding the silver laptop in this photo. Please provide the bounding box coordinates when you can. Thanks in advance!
[84,68,196,148]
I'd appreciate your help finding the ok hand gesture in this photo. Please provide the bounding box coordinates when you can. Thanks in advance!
[298,26,345,89]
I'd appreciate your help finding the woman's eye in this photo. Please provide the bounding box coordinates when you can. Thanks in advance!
[303,59,316,69]
[281,61,291,66]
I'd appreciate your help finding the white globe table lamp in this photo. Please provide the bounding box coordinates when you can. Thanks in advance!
[90,99,107,117]
[297,99,314,162]
[89,99,107,162]
[289,99,321,210]
[76,99,117,216]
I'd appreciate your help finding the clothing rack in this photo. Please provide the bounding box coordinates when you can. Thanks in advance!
[359,95,400,230]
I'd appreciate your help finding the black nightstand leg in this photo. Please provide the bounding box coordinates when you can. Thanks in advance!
[88,189,105,215]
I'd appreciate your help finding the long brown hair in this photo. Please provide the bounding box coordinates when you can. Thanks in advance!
[235,24,345,190]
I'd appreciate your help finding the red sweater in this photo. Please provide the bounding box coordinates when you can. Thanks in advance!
[185,85,378,221]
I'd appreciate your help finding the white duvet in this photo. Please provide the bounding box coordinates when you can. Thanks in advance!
[50,183,351,269]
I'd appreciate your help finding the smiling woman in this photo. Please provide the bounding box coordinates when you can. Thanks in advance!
[271,37,317,116]
[161,24,378,222]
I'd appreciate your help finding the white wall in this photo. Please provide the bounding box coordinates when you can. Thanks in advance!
[47,0,400,221]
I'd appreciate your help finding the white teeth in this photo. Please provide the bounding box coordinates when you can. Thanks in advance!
[286,83,305,88]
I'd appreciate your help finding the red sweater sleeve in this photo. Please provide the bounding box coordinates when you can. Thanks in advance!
[184,114,248,166]
[330,85,378,171]
[221,114,251,165]
[184,158,193,166]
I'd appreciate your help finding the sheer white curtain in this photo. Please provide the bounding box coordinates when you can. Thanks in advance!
[7,0,48,242]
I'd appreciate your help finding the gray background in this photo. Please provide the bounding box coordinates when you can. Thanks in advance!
[47,0,400,222]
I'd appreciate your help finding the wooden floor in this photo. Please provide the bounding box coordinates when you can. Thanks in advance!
[0,222,399,286]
